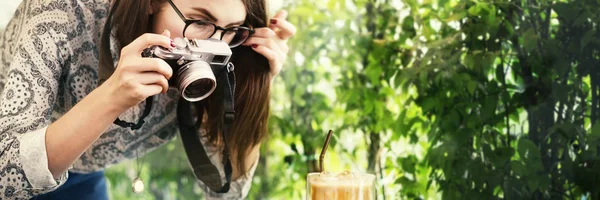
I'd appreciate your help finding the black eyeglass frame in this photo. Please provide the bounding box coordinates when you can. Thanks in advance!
[165,0,255,48]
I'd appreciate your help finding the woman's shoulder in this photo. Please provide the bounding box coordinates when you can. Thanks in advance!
[6,0,110,35]
[0,0,110,87]
[14,0,109,18]
[0,0,109,55]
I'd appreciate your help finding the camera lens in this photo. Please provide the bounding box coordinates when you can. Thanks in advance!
[177,61,216,102]
[184,79,214,99]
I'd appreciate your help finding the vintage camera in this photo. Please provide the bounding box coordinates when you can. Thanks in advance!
[142,37,232,102]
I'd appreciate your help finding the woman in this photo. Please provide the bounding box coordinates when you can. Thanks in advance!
[0,0,295,199]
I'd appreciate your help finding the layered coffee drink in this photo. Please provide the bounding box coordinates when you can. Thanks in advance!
[307,171,375,200]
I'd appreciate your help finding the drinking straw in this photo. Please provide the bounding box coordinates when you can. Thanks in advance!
[319,130,334,172]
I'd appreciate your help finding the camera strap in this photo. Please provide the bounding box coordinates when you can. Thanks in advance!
[177,64,236,193]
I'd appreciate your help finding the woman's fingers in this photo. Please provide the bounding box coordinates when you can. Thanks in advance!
[242,24,292,77]
[244,37,283,58]
[269,10,296,40]
[252,45,281,74]
[250,28,276,38]
[133,84,164,101]
[135,72,170,94]
[121,58,173,80]
[247,38,283,75]
[108,31,176,109]
[270,19,296,40]
[242,28,275,46]
[251,44,280,62]
[121,30,173,57]
[269,10,288,29]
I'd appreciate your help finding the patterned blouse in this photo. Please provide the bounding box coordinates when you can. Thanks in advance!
[0,0,257,199]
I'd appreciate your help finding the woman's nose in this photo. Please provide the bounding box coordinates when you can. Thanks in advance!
[210,30,223,40]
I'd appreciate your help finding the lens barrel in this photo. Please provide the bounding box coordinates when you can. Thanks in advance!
[176,61,216,102]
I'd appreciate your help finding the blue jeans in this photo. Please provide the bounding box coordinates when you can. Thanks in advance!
[31,171,108,200]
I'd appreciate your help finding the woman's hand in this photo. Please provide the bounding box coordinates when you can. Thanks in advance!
[101,30,174,111]
[243,10,297,78]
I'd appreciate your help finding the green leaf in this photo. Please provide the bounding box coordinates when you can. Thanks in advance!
[404,0,417,8]
[442,110,460,130]
[511,160,527,176]
[402,16,416,34]
[481,96,498,120]
[394,72,402,88]
[409,132,419,144]
[364,99,374,114]
[552,59,570,77]
[445,11,466,22]
[421,97,437,113]
[482,143,493,159]
[395,176,415,186]
[467,81,477,95]
[509,110,520,122]
[517,138,542,170]
[573,11,591,27]
[563,155,574,180]
[401,156,417,173]
[527,175,539,191]
[366,65,383,84]
[522,28,539,53]
[468,4,482,16]
[581,30,594,50]
[590,122,600,141]
[551,122,577,140]
[552,82,569,103]
[553,3,577,23]
[538,174,550,190]
[327,0,337,10]
[495,64,505,82]
[504,20,515,36]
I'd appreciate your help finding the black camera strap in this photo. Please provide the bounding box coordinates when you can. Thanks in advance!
[113,97,154,130]
[178,64,236,193]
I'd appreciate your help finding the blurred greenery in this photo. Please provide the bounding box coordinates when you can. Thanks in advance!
[106,0,600,199]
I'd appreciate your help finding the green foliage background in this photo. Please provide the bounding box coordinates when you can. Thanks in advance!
[105,0,600,199]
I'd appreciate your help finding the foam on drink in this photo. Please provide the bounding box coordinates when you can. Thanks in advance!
[307,171,375,200]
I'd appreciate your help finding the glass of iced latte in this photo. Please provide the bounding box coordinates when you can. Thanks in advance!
[306,171,376,200]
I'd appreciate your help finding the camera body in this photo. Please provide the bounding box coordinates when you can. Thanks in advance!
[142,37,232,102]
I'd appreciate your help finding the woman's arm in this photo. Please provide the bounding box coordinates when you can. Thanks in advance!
[45,85,126,178]
[0,1,173,198]
[0,1,91,197]
[44,29,174,178]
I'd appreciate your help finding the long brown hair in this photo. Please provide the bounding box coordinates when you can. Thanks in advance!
[99,0,271,175]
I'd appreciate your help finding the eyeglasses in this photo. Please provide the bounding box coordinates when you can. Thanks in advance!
[166,0,254,48]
